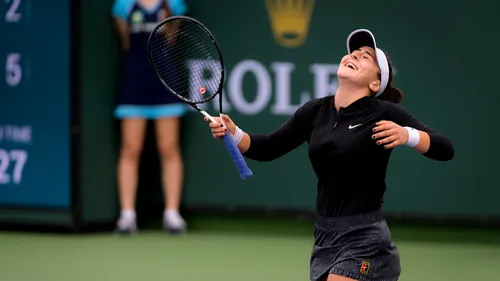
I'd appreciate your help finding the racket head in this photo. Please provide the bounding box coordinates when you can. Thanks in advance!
[148,16,225,105]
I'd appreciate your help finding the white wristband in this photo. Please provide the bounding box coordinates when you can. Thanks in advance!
[404,126,420,147]
[232,126,244,145]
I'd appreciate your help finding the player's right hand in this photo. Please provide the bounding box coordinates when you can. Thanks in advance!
[204,114,236,139]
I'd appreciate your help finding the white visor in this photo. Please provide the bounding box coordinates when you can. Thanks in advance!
[346,29,389,97]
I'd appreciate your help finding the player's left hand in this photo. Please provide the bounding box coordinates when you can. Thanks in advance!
[372,120,408,149]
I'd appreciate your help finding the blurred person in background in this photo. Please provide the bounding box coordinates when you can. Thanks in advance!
[111,0,188,235]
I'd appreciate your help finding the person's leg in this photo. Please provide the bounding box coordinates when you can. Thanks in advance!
[155,116,186,233]
[326,274,358,281]
[115,117,147,234]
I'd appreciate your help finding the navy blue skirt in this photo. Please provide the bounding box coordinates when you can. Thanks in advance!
[115,54,187,119]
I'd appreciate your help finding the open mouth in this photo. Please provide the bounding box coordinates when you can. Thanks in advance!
[346,62,357,70]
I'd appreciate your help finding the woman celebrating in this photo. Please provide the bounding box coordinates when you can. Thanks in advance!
[206,29,454,281]
[111,0,188,235]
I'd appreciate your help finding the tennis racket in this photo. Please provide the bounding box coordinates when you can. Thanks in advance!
[147,16,253,180]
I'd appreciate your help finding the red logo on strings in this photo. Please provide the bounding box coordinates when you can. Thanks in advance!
[200,87,206,94]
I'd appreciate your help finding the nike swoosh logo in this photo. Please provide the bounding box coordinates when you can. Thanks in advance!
[348,124,363,129]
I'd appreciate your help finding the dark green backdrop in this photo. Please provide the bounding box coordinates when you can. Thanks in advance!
[79,0,121,225]
[16,0,496,229]
[176,0,499,219]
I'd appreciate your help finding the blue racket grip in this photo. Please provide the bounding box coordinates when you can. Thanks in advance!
[221,134,253,180]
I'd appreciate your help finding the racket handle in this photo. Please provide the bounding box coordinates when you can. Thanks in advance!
[221,134,253,180]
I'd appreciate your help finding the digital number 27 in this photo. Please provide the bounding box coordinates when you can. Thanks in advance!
[0,149,27,184]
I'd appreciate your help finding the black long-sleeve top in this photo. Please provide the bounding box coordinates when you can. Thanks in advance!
[242,95,454,217]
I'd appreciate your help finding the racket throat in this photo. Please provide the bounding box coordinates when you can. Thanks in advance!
[200,110,218,124]
[218,113,227,129]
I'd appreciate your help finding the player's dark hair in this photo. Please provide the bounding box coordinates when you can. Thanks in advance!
[376,51,403,104]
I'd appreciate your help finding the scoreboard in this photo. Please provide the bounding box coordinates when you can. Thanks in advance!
[0,0,72,209]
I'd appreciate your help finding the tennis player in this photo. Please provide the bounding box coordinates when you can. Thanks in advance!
[206,29,454,281]
[111,0,188,235]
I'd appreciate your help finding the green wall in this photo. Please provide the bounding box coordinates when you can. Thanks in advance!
[178,0,500,218]
[78,0,500,223]
[80,0,120,224]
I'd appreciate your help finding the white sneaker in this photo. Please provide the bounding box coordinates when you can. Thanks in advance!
[163,211,187,234]
[114,217,137,235]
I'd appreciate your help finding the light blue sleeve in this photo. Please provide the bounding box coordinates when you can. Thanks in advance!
[111,0,135,19]
[168,0,188,16]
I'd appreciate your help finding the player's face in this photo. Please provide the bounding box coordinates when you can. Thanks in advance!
[337,46,381,93]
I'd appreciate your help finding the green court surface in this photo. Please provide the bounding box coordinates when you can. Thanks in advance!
[1,215,499,281]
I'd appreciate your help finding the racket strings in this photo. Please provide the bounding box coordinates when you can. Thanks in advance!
[150,33,200,93]
[151,26,206,92]
[149,19,223,103]
[153,32,219,102]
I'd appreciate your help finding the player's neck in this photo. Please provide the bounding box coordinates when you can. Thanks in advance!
[334,84,370,111]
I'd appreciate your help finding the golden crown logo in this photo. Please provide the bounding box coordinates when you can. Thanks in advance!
[265,0,315,48]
